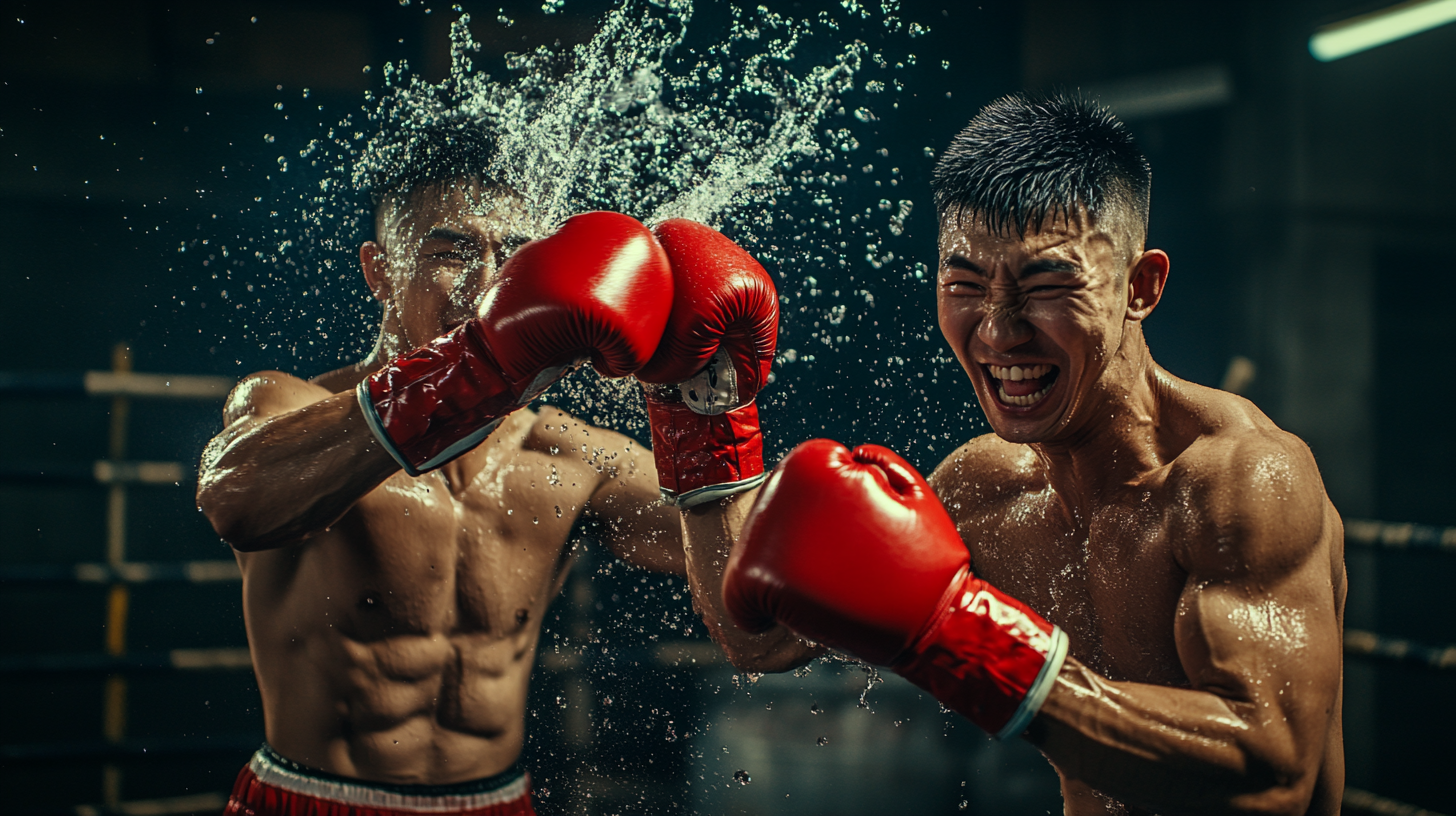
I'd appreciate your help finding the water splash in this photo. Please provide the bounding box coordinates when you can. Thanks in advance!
[191,0,971,458]
[353,2,863,237]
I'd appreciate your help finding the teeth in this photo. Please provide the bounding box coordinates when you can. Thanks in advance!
[996,379,1055,408]
[988,364,1052,380]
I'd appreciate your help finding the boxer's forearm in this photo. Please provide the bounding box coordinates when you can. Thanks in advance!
[198,391,399,551]
[1026,658,1318,816]
[680,490,823,673]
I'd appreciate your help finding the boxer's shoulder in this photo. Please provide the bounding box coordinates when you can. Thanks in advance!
[222,370,332,425]
[929,433,1045,516]
[1165,414,1328,575]
[1166,381,1321,500]
[932,432,1043,483]
[523,405,641,463]
[525,405,583,443]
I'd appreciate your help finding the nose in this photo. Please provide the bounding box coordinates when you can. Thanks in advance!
[455,255,496,308]
[977,302,1034,353]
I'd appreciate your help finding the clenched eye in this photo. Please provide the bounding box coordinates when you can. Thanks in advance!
[942,281,984,295]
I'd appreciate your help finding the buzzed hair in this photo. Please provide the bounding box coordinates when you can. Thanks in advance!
[930,94,1151,248]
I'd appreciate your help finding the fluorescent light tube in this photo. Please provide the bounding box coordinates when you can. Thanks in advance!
[1310,0,1456,61]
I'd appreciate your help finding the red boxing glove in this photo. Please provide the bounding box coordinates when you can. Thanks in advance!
[358,211,673,475]
[723,440,1069,739]
[635,219,777,507]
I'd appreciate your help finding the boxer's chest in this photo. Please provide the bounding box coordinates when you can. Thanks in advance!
[966,487,1189,686]
[330,446,587,642]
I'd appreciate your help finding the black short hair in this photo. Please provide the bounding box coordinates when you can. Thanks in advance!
[931,93,1151,244]
[353,118,500,234]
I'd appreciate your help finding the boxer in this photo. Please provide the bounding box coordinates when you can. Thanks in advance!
[726,95,1345,816]
[197,123,814,816]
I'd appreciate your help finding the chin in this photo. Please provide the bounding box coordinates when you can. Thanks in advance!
[982,413,1055,445]
[970,365,1072,444]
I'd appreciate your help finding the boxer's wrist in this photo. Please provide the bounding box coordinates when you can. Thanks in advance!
[359,321,559,477]
[892,566,1069,740]
[643,385,766,507]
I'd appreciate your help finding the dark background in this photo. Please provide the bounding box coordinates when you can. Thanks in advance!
[2,0,1453,814]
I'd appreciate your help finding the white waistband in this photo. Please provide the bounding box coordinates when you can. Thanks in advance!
[249,749,529,813]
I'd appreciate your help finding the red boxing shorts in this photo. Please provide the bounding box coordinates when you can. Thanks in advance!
[224,744,537,816]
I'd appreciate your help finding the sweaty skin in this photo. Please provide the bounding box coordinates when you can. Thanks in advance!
[197,182,811,785]
[929,210,1344,816]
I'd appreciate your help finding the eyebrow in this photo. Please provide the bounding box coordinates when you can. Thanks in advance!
[942,254,1079,278]
[421,226,478,245]
[1023,258,1080,275]
[943,254,988,276]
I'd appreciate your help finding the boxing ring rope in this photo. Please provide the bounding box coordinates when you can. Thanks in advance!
[1343,788,1448,816]
[0,347,242,815]
[0,461,187,485]
[1344,519,1456,552]
[1344,630,1456,671]
[0,370,233,400]
[0,359,1451,815]
[0,560,239,585]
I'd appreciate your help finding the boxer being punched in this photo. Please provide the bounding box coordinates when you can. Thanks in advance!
[726,95,1344,815]
[197,124,813,815]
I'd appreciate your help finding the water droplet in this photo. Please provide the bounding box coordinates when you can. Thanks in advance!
[733,769,751,786]
[816,736,829,746]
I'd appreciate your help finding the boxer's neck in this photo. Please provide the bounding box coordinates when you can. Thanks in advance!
[1030,326,1173,514]
[362,306,411,368]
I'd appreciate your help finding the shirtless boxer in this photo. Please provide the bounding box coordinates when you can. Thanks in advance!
[196,124,812,815]
[725,94,1345,815]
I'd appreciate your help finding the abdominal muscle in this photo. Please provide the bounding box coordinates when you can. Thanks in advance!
[254,612,543,784]
[237,408,588,785]
[240,481,571,785]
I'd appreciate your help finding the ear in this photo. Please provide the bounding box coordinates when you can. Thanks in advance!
[1125,249,1169,321]
[360,241,389,304]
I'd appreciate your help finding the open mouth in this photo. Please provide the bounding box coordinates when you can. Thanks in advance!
[983,363,1060,409]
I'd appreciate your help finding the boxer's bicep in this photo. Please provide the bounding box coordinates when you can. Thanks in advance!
[198,372,382,550]
[563,418,684,575]
[1172,443,1340,784]
[202,372,327,474]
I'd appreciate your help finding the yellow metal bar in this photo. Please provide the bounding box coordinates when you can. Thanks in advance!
[103,675,128,742]
[108,343,131,460]
[105,584,130,657]
[104,342,132,808]
[102,764,123,811]
[106,343,131,567]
